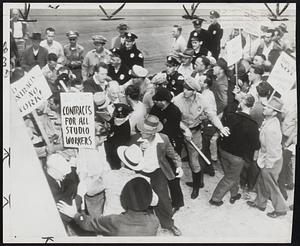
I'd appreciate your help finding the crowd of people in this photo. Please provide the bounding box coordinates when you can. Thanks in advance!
[10,8,297,237]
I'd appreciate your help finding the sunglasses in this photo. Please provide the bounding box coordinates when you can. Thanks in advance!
[69,38,77,41]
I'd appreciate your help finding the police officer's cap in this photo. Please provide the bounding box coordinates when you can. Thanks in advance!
[190,32,203,43]
[92,35,107,44]
[166,56,180,66]
[132,65,148,78]
[66,31,79,38]
[192,18,205,26]
[125,32,138,41]
[210,10,220,18]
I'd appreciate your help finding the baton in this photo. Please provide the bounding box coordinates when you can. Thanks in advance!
[186,139,211,165]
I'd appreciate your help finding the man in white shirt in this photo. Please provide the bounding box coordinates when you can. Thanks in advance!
[171,25,187,55]
[40,27,65,64]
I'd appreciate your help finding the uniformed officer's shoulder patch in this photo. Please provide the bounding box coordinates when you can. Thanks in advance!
[178,75,184,80]
[138,53,143,58]
[130,53,135,58]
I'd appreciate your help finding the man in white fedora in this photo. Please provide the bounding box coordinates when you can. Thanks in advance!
[125,114,183,236]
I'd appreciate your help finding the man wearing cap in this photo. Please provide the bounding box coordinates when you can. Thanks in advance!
[40,27,65,64]
[119,32,144,69]
[209,94,260,207]
[207,10,223,60]
[171,25,187,55]
[247,96,289,218]
[127,115,183,236]
[255,29,281,66]
[178,48,195,79]
[187,18,209,51]
[111,23,129,49]
[20,33,48,72]
[150,87,185,213]
[211,57,230,116]
[63,31,84,80]
[190,32,209,65]
[104,103,133,170]
[82,35,111,81]
[108,48,131,85]
[83,63,111,94]
[122,65,151,100]
[163,56,185,96]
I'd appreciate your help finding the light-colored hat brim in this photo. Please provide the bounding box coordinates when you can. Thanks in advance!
[136,120,163,134]
[95,99,110,110]
[117,146,145,171]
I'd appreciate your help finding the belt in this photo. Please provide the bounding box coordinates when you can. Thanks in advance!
[189,124,202,131]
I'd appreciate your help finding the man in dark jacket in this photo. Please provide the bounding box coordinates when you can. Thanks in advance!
[209,94,260,206]
[119,32,144,69]
[187,18,209,51]
[207,10,223,60]
[20,33,48,72]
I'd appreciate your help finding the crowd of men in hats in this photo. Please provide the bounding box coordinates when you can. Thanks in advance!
[9,8,297,237]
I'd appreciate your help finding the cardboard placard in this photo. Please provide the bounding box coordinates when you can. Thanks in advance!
[60,92,95,149]
[226,34,243,66]
[267,52,296,95]
[10,65,52,116]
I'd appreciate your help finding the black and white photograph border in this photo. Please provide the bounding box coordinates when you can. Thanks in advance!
[3,2,298,243]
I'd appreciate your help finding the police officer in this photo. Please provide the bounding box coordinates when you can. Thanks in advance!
[108,48,131,85]
[163,56,184,96]
[82,35,111,81]
[190,32,209,65]
[187,18,209,51]
[119,32,144,69]
[207,11,223,60]
[64,31,84,80]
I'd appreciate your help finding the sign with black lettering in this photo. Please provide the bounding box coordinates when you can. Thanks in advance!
[60,93,95,149]
[267,52,296,94]
[10,65,52,116]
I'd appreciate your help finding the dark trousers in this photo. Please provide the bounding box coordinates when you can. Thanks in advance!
[278,148,293,200]
[168,178,184,208]
[211,148,245,202]
[240,161,260,191]
[143,168,174,228]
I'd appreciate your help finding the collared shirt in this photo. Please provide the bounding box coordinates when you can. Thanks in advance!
[129,101,147,135]
[40,40,65,59]
[177,64,194,79]
[138,134,164,173]
[262,41,274,59]
[93,74,108,91]
[63,43,84,67]
[173,92,204,128]
[82,48,111,81]
[171,35,187,54]
[33,48,39,56]
[257,117,282,169]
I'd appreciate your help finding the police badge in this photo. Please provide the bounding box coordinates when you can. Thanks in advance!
[119,74,125,80]
[130,53,135,58]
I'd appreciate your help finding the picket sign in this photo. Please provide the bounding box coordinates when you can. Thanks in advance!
[10,65,53,148]
[267,52,296,95]
[226,33,243,67]
[60,92,95,149]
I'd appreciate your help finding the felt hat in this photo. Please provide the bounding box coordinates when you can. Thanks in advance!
[117,144,145,171]
[125,32,138,41]
[262,96,283,112]
[92,35,107,44]
[184,76,201,92]
[94,92,109,110]
[193,18,205,26]
[120,177,153,211]
[151,72,167,85]
[30,33,42,41]
[136,114,163,134]
[210,10,220,18]
[131,65,148,78]
[152,87,173,102]
[66,31,79,38]
[46,154,71,176]
[166,55,181,66]
[179,48,194,58]
[278,23,288,33]
[113,103,133,118]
